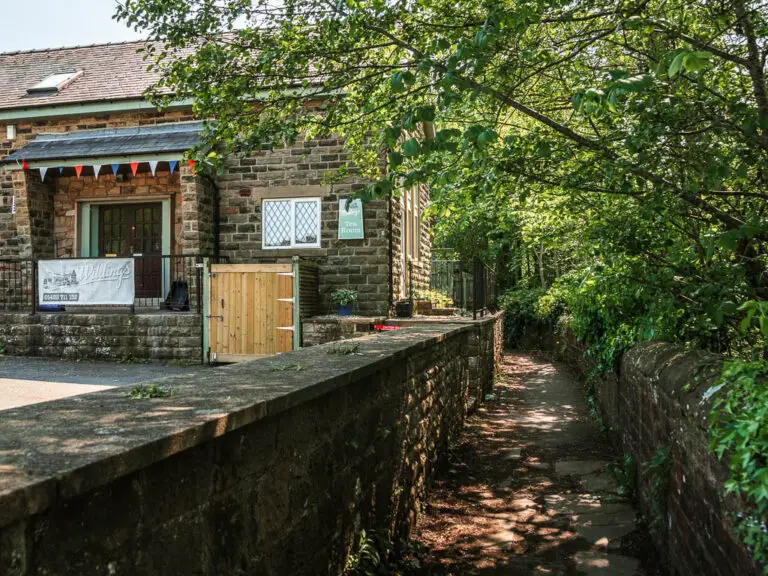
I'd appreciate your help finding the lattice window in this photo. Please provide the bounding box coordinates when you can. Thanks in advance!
[295,200,319,245]
[262,198,321,249]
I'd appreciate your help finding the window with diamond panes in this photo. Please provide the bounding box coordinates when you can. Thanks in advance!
[263,200,292,247]
[295,200,319,245]
[262,198,321,249]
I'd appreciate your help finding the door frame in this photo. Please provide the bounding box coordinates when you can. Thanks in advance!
[77,197,173,297]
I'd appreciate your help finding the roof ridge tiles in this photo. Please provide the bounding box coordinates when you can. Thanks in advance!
[0,39,150,57]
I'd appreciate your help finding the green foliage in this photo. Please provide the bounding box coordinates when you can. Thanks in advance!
[331,289,360,306]
[609,454,638,501]
[344,530,425,576]
[641,447,673,539]
[128,384,175,399]
[117,0,768,565]
[328,342,363,355]
[413,288,452,308]
[498,287,549,347]
[709,360,768,570]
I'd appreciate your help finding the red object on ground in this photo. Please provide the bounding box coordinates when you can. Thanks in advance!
[373,324,405,331]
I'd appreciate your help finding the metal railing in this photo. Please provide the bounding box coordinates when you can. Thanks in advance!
[429,257,497,317]
[0,259,35,312]
[0,255,224,314]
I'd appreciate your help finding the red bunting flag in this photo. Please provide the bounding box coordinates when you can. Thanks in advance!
[74,165,83,178]
[130,162,139,176]
[21,159,29,170]
[188,159,196,174]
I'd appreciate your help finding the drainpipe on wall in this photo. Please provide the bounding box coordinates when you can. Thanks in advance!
[203,174,221,260]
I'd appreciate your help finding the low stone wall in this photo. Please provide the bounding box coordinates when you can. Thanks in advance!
[0,316,502,575]
[0,312,202,361]
[554,335,760,576]
[301,314,385,347]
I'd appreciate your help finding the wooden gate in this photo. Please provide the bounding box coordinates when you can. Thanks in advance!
[206,263,296,362]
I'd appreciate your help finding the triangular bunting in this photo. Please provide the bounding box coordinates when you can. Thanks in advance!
[21,159,29,170]
[111,164,120,176]
[39,167,48,181]
[149,160,159,177]
[130,162,140,176]
[188,159,196,174]
[59,167,64,174]
[74,165,83,179]
[168,160,178,175]
[93,164,102,178]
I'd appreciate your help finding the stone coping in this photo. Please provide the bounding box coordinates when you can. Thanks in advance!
[387,310,503,325]
[304,315,387,324]
[0,320,490,529]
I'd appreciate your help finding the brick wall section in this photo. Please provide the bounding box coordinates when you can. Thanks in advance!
[0,318,502,575]
[0,312,201,361]
[179,163,215,255]
[554,335,760,576]
[11,170,54,258]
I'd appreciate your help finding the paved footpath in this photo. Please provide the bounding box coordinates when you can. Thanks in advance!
[0,356,203,411]
[416,352,659,576]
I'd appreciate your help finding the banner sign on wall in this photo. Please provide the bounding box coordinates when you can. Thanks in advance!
[38,259,135,305]
[338,198,365,240]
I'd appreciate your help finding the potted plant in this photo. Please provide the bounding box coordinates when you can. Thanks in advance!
[331,288,359,316]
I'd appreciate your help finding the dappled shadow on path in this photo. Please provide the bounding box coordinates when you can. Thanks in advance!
[414,352,658,576]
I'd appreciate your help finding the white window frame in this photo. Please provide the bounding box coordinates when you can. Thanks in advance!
[403,187,421,262]
[262,197,322,250]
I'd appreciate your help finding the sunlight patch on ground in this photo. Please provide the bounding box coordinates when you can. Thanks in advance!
[0,379,115,411]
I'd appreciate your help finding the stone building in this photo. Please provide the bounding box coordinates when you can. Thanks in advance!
[0,41,431,317]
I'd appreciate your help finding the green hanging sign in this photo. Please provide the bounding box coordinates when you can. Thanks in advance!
[338,198,364,239]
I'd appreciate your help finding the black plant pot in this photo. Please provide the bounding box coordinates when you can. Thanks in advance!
[395,300,413,318]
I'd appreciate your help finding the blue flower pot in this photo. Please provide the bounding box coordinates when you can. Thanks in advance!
[338,303,354,316]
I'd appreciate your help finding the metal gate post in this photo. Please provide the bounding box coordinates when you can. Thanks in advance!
[201,258,210,364]
[292,256,301,350]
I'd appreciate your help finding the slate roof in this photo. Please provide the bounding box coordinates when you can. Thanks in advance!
[2,122,204,163]
[0,41,168,112]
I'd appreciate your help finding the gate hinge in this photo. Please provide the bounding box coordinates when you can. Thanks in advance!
[277,326,295,331]
[209,273,218,278]
[276,297,295,303]
[207,314,224,320]
[277,272,295,277]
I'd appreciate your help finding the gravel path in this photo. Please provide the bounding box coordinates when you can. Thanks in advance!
[415,352,663,576]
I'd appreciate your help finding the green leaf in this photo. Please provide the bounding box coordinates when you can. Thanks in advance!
[668,52,687,77]
[402,138,421,157]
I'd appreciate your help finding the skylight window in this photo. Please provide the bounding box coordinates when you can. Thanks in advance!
[27,71,82,94]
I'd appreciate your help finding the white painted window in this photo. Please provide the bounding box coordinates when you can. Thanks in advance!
[262,198,321,249]
[403,188,420,261]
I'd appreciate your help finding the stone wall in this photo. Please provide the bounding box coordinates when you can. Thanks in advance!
[553,334,761,576]
[216,141,393,315]
[0,108,431,316]
[0,312,201,361]
[301,314,385,347]
[0,317,502,576]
